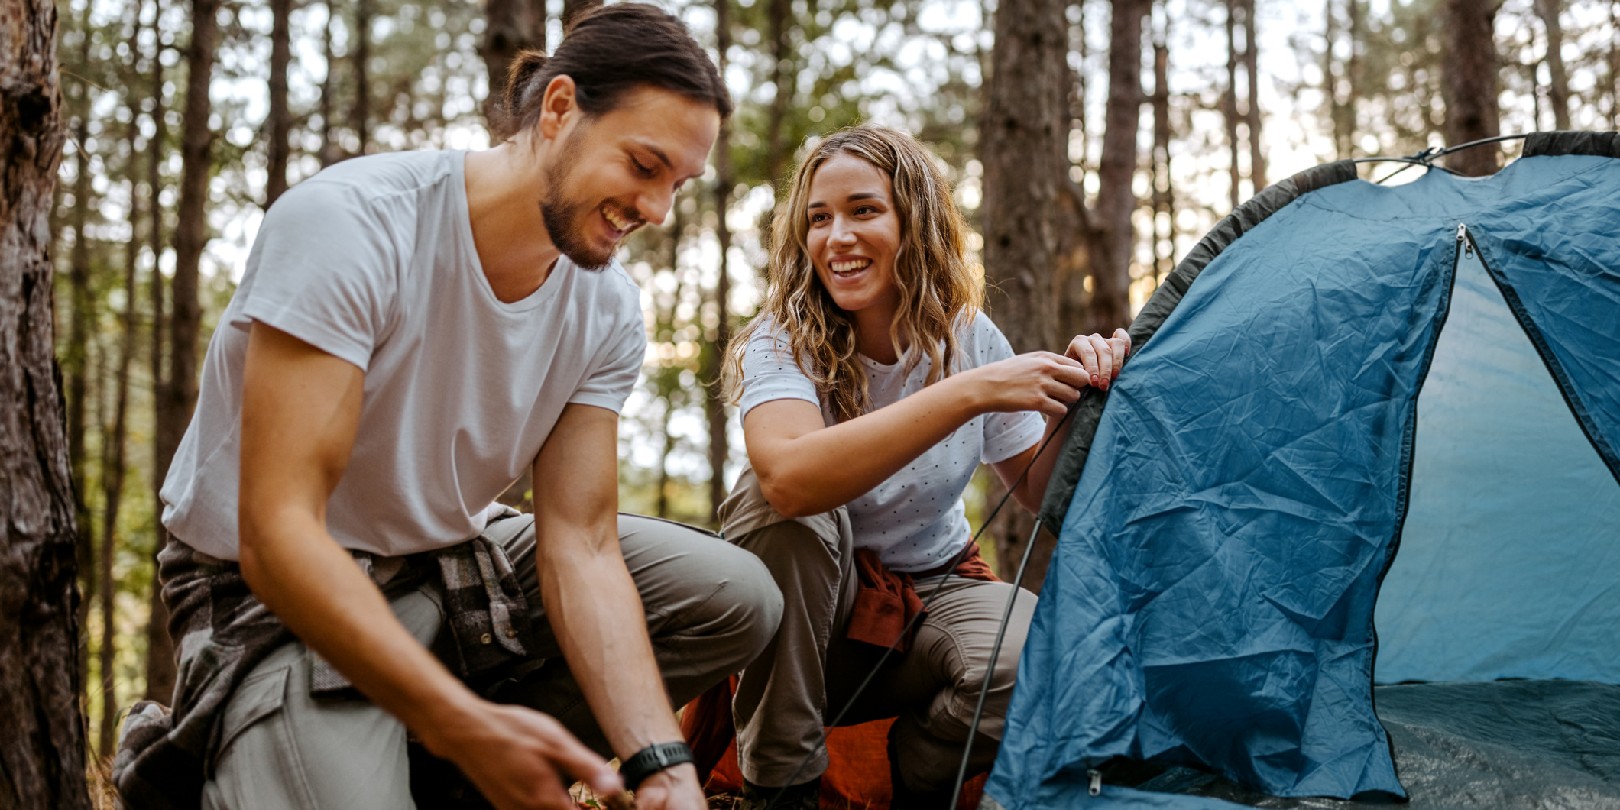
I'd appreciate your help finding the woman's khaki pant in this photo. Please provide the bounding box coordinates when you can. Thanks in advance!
[721,468,1037,793]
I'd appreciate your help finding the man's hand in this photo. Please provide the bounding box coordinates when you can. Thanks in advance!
[424,699,623,810]
[628,763,707,810]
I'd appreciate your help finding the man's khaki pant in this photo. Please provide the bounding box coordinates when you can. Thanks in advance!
[200,513,781,809]
[721,469,1037,793]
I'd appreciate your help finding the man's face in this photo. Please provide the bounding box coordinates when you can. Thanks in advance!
[540,85,720,269]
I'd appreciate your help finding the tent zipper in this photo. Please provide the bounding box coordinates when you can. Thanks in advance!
[1456,223,1474,257]
[1088,768,1102,796]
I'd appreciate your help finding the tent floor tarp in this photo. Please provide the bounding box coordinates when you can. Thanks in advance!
[1074,680,1620,808]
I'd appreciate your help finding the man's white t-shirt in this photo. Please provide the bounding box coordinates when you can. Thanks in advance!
[737,311,1044,572]
[161,150,647,560]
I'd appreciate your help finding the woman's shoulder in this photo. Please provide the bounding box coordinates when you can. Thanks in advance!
[959,308,1013,346]
[949,309,1018,370]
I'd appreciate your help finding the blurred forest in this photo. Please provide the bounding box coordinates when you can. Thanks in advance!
[18,0,1620,797]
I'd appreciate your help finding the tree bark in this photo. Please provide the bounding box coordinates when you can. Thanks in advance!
[149,0,221,702]
[1441,0,1502,176]
[1085,0,1145,336]
[706,0,733,521]
[319,0,338,166]
[1242,0,1265,190]
[1224,0,1241,209]
[1533,0,1570,131]
[145,0,172,713]
[480,0,545,133]
[0,0,92,804]
[99,0,148,756]
[353,0,371,155]
[146,0,171,711]
[1610,1,1618,130]
[266,0,292,206]
[764,0,793,193]
[979,0,1069,586]
[1346,0,1362,155]
[1149,3,1172,287]
[656,210,684,521]
[65,9,96,694]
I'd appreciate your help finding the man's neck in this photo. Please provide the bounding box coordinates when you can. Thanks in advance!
[463,143,561,303]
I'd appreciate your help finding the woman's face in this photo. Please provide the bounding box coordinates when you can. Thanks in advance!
[805,153,903,332]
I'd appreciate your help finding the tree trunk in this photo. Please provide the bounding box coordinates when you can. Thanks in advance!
[706,0,734,521]
[1069,0,1088,172]
[0,0,92,804]
[99,0,148,755]
[1085,0,1145,336]
[979,0,1069,586]
[764,0,792,192]
[65,9,96,696]
[1610,1,1618,130]
[266,0,292,206]
[1056,0,1091,336]
[149,0,221,702]
[1346,0,1362,155]
[1325,0,1364,159]
[146,0,171,709]
[1324,0,1345,157]
[319,0,338,166]
[99,222,139,757]
[1149,3,1172,287]
[353,0,371,155]
[1242,0,1265,190]
[480,0,545,133]
[1224,0,1241,209]
[1441,0,1502,176]
[1533,0,1570,130]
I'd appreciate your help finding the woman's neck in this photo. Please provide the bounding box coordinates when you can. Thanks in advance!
[854,314,906,365]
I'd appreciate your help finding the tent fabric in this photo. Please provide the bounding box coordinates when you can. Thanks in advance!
[1000,680,1620,809]
[1373,233,1620,683]
[987,134,1620,809]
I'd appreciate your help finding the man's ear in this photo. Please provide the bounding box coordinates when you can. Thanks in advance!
[538,75,578,141]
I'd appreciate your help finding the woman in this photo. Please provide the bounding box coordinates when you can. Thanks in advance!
[720,123,1130,808]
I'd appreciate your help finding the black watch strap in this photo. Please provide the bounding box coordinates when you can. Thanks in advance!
[619,741,694,790]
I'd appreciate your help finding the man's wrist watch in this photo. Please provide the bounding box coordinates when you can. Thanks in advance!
[620,741,695,790]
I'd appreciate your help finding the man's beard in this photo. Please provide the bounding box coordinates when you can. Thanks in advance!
[540,130,614,271]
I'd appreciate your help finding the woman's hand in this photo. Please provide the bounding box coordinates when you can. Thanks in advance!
[963,352,1092,418]
[1064,328,1132,390]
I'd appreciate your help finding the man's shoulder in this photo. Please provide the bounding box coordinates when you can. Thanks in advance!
[275,150,457,218]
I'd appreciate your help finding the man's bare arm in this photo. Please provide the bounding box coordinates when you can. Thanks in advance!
[529,404,705,810]
[237,323,618,810]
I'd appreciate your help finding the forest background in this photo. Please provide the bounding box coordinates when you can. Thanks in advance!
[3,0,1618,804]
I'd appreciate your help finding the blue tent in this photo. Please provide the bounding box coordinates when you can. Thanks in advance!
[983,132,1620,809]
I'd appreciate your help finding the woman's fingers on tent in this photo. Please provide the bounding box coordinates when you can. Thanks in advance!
[1112,328,1132,362]
[1065,332,1120,388]
[1109,328,1132,377]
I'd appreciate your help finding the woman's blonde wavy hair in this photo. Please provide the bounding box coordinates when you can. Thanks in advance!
[724,124,982,424]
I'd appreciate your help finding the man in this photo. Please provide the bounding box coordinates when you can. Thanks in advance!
[112,6,781,809]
